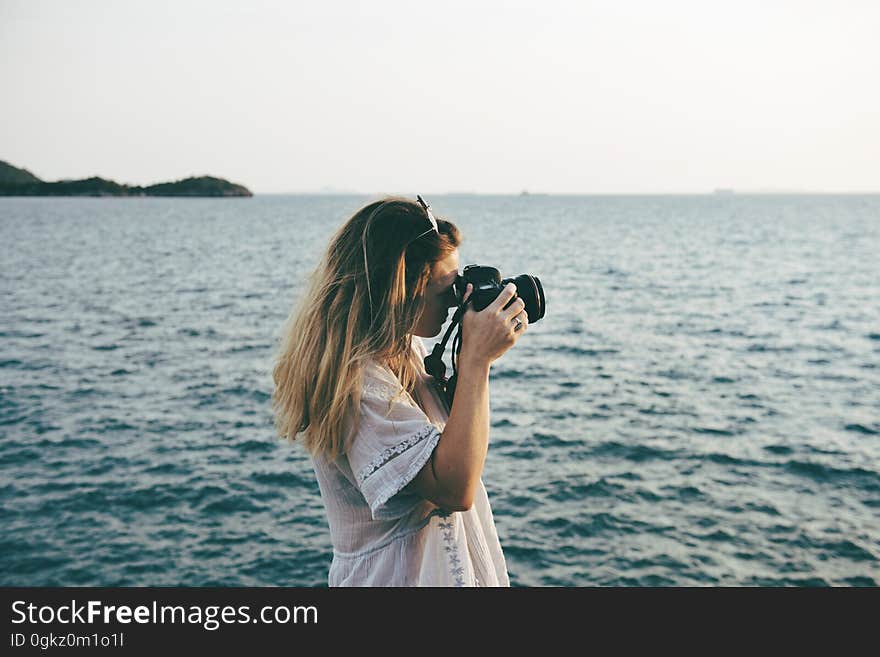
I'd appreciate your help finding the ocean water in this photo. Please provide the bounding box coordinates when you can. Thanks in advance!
[1,193,878,587]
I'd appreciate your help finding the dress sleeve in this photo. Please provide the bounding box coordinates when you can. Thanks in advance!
[347,363,441,520]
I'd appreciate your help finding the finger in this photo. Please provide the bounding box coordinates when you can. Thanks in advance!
[462,283,473,304]
[502,296,526,320]
[488,283,517,313]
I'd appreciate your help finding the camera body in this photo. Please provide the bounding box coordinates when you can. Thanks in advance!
[454,265,546,323]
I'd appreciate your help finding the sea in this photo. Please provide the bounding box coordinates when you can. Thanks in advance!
[1,194,878,586]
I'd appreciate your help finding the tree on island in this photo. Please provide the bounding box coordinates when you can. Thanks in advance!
[0,160,253,197]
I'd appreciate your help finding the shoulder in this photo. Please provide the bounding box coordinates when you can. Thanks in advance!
[361,360,404,402]
[361,338,427,401]
[412,336,429,359]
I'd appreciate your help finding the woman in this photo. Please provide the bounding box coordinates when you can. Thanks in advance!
[272,196,528,586]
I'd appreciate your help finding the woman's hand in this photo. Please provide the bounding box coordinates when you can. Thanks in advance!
[458,282,528,368]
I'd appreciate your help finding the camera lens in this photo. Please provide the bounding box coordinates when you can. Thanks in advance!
[508,274,545,323]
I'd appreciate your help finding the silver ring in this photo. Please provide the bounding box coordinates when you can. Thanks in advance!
[514,319,524,332]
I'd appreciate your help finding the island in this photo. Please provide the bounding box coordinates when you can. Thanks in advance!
[0,160,252,197]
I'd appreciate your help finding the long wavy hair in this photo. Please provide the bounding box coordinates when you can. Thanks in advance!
[272,197,462,461]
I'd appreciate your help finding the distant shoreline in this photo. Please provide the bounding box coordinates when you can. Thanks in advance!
[0,160,252,198]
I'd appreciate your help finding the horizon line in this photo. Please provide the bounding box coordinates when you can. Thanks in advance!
[253,190,880,196]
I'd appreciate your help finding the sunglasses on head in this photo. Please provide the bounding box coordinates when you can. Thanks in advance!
[415,195,439,239]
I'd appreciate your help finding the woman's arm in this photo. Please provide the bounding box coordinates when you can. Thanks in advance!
[407,358,491,511]
[406,282,528,510]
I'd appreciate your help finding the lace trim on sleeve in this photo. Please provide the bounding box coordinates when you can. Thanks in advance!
[355,424,440,486]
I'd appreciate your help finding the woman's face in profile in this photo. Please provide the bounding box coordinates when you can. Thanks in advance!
[413,249,460,338]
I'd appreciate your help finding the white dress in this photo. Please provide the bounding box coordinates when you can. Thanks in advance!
[310,337,510,587]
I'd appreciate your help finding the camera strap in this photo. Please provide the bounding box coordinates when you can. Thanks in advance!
[423,300,469,388]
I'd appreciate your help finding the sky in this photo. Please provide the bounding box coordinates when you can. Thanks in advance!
[1,0,878,194]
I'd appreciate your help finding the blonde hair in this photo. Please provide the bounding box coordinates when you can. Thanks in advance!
[272,197,461,460]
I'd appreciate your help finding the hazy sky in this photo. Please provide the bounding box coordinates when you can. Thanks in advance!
[2,0,878,194]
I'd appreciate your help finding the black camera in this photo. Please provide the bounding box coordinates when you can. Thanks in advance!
[454,265,546,323]
[424,264,546,407]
